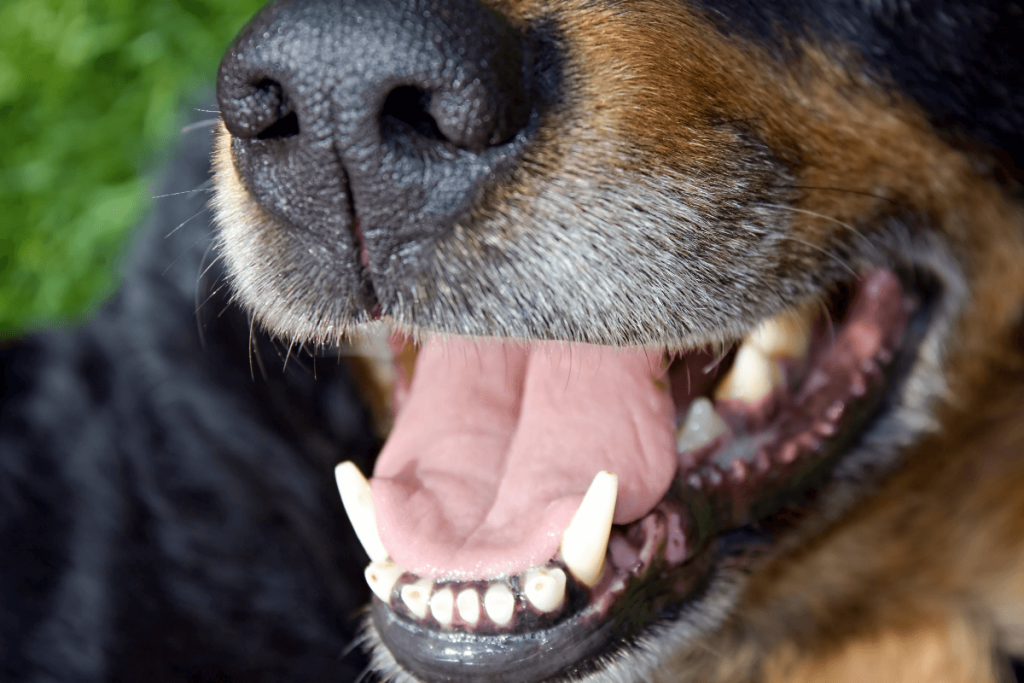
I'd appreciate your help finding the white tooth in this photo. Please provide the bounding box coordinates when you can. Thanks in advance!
[713,343,782,403]
[347,325,396,383]
[429,587,455,626]
[522,566,567,613]
[484,582,516,626]
[747,305,815,359]
[559,471,618,587]
[334,462,389,562]
[364,559,404,603]
[457,589,481,625]
[676,397,728,453]
[400,578,433,619]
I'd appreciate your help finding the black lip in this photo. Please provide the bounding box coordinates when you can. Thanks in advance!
[370,546,715,683]
[372,600,613,683]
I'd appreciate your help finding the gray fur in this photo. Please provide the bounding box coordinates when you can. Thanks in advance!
[208,1,991,681]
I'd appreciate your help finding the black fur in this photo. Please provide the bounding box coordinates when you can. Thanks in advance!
[0,128,378,681]
[692,0,1024,169]
[6,0,1024,679]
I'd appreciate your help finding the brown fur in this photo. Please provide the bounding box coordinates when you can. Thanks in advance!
[212,0,1024,679]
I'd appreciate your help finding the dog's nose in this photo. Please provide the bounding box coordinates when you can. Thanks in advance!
[216,0,533,275]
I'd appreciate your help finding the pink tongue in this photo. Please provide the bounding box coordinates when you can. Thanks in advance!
[371,339,677,579]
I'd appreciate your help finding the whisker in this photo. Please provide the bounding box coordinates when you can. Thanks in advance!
[340,632,370,660]
[249,314,257,381]
[283,338,296,372]
[181,118,221,134]
[248,316,269,381]
[164,206,211,239]
[198,253,223,282]
[760,202,877,254]
[781,184,902,207]
[161,227,216,276]
[194,239,219,348]
[702,347,732,375]
[778,235,858,278]
[195,108,221,114]
[195,284,225,316]
[353,664,375,683]
[153,181,212,200]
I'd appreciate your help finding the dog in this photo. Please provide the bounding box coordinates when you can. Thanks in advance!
[4,0,1024,681]
[209,0,1024,680]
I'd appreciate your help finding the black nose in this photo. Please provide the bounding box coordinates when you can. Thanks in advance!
[216,0,534,282]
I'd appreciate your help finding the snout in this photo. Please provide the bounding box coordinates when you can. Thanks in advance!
[216,0,537,290]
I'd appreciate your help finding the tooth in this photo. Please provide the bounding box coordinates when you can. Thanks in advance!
[364,559,404,603]
[484,582,516,626]
[559,471,618,587]
[747,305,815,359]
[713,343,782,403]
[457,589,481,625]
[429,587,455,626]
[334,462,388,562]
[400,578,433,619]
[676,397,728,452]
[346,327,396,434]
[522,566,567,613]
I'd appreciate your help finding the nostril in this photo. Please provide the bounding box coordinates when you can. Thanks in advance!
[256,110,299,140]
[380,86,445,143]
[219,76,298,140]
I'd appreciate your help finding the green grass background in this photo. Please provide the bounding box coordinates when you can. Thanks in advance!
[0,0,265,336]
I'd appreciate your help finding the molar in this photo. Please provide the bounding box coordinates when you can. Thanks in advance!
[713,343,782,403]
[676,397,728,453]
[747,305,815,359]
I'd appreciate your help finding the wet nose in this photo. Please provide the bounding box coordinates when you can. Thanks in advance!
[216,0,533,278]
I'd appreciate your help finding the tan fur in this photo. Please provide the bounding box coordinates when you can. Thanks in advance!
[213,0,1024,679]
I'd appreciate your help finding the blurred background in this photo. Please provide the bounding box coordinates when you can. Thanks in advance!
[0,0,265,337]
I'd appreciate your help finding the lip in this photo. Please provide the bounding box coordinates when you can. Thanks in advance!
[345,265,939,683]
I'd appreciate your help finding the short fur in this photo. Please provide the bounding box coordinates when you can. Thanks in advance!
[210,0,1024,680]
[4,0,1024,681]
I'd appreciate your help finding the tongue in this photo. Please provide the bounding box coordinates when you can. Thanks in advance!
[370,339,677,579]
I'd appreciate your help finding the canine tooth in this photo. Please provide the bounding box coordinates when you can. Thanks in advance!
[676,397,728,453]
[522,566,567,613]
[747,305,814,359]
[457,589,481,625]
[484,582,516,626]
[713,344,782,403]
[400,578,433,620]
[364,559,404,603]
[335,462,389,562]
[429,587,455,626]
[560,471,618,587]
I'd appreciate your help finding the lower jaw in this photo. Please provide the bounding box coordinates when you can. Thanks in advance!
[362,267,934,683]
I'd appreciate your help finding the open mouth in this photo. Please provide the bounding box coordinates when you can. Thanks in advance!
[337,267,928,683]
